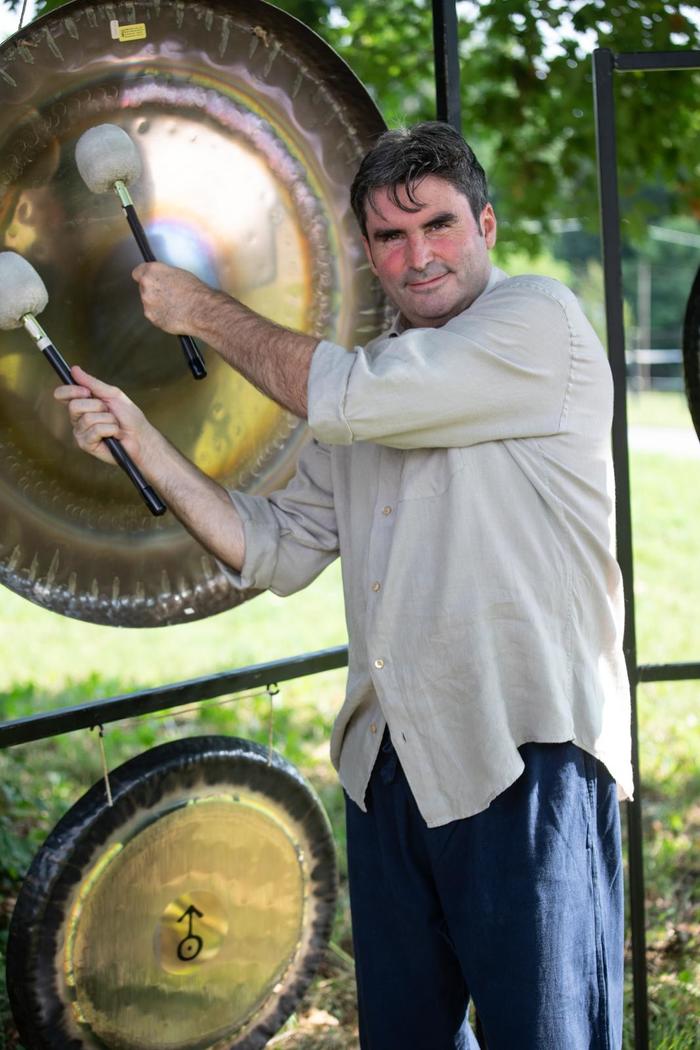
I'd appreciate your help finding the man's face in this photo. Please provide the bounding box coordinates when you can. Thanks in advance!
[362,175,497,329]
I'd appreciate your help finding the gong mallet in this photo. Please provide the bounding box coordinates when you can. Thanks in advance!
[75,123,207,381]
[0,252,167,517]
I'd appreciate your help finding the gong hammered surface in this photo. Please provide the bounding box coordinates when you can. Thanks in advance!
[66,797,307,1050]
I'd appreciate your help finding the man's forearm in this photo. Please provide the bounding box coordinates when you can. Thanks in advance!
[55,364,248,571]
[188,287,317,418]
[139,424,246,572]
[133,263,318,418]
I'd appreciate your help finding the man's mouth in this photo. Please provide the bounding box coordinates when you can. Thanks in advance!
[405,271,449,291]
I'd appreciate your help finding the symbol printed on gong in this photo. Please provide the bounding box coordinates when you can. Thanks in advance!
[158,891,226,973]
[177,904,204,961]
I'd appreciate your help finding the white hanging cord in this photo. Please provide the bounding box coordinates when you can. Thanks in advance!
[92,724,114,807]
[266,683,279,765]
[85,684,285,789]
[82,685,283,779]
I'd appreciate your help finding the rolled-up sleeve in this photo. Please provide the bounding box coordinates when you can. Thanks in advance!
[308,277,577,450]
[218,438,339,596]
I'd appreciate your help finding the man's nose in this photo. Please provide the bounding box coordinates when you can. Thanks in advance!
[405,234,432,271]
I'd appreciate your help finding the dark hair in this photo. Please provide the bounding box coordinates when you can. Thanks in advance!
[350,122,489,237]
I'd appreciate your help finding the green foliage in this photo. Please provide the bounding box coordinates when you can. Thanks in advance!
[0,777,47,884]
[456,1,699,249]
[273,0,700,252]
[0,754,48,1050]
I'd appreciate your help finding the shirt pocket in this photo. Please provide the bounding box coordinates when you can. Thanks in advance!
[398,447,467,501]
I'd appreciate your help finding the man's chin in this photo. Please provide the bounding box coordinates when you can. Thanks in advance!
[402,296,459,329]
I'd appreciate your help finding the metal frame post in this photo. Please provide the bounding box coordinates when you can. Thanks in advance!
[593,45,700,1050]
[593,47,648,1050]
[432,0,462,130]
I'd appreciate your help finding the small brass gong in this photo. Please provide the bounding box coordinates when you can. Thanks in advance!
[7,736,338,1050]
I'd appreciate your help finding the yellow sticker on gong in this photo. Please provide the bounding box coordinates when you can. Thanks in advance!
[118,23,147,42]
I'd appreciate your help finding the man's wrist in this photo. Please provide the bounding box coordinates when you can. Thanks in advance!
[188,285,242,345]
[135,419,172,477]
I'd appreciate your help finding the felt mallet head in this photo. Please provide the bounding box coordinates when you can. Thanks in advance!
[0,250,168,515]
[0,251,49,329]
[75,123,142,194]
[73,124,207,381]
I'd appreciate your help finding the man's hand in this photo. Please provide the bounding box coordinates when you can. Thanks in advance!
[132,262,211,336]
[54,364,247,569]
[54,365,156,466]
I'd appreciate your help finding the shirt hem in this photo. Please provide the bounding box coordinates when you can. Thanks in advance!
[401,733,632,828]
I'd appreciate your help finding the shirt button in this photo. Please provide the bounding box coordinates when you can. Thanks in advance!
[371,581,381,592]
[370,722,377,734]
[374,658,384,669]
[382,505,392,516]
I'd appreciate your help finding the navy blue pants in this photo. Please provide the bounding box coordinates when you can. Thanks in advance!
[345,736,623,1050]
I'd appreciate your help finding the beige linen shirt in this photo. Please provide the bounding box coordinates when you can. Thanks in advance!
[224,266,633,827]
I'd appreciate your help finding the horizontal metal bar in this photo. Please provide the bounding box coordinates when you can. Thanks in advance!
[615,50,700,72]
[0,645,349,749]
[637,661,700,683]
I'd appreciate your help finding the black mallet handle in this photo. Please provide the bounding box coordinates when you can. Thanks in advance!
[45,343,167,517]
[124,204,207,381]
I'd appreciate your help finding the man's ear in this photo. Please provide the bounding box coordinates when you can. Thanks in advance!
[362,236,379,276]
[480,204,497,250]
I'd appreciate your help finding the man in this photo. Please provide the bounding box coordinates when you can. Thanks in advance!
[57,123,632,1050]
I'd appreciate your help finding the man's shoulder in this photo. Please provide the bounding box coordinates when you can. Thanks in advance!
[470,271,605,359]
[483,270,578,311]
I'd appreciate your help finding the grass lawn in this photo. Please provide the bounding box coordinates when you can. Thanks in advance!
[624,393,700,1049]
[626,389,692,429]
[1,391,699,1049]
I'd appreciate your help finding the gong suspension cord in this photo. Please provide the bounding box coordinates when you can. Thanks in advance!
[94,683,280,731]
[92,724,114,807]
[88,683,282,802]
[267,683,279,765]
[17,0,30,31]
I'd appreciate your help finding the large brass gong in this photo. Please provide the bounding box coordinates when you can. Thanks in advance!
[0,0,387,625]
[7,736,338,1049]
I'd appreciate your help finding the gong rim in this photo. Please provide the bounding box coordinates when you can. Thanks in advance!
[0,0,387,626]
[6,735,338,1050]
[682,264,700,443]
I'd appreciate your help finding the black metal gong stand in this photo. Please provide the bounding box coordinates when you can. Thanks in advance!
[593,46,700,1050]
[3,8,697,1050]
